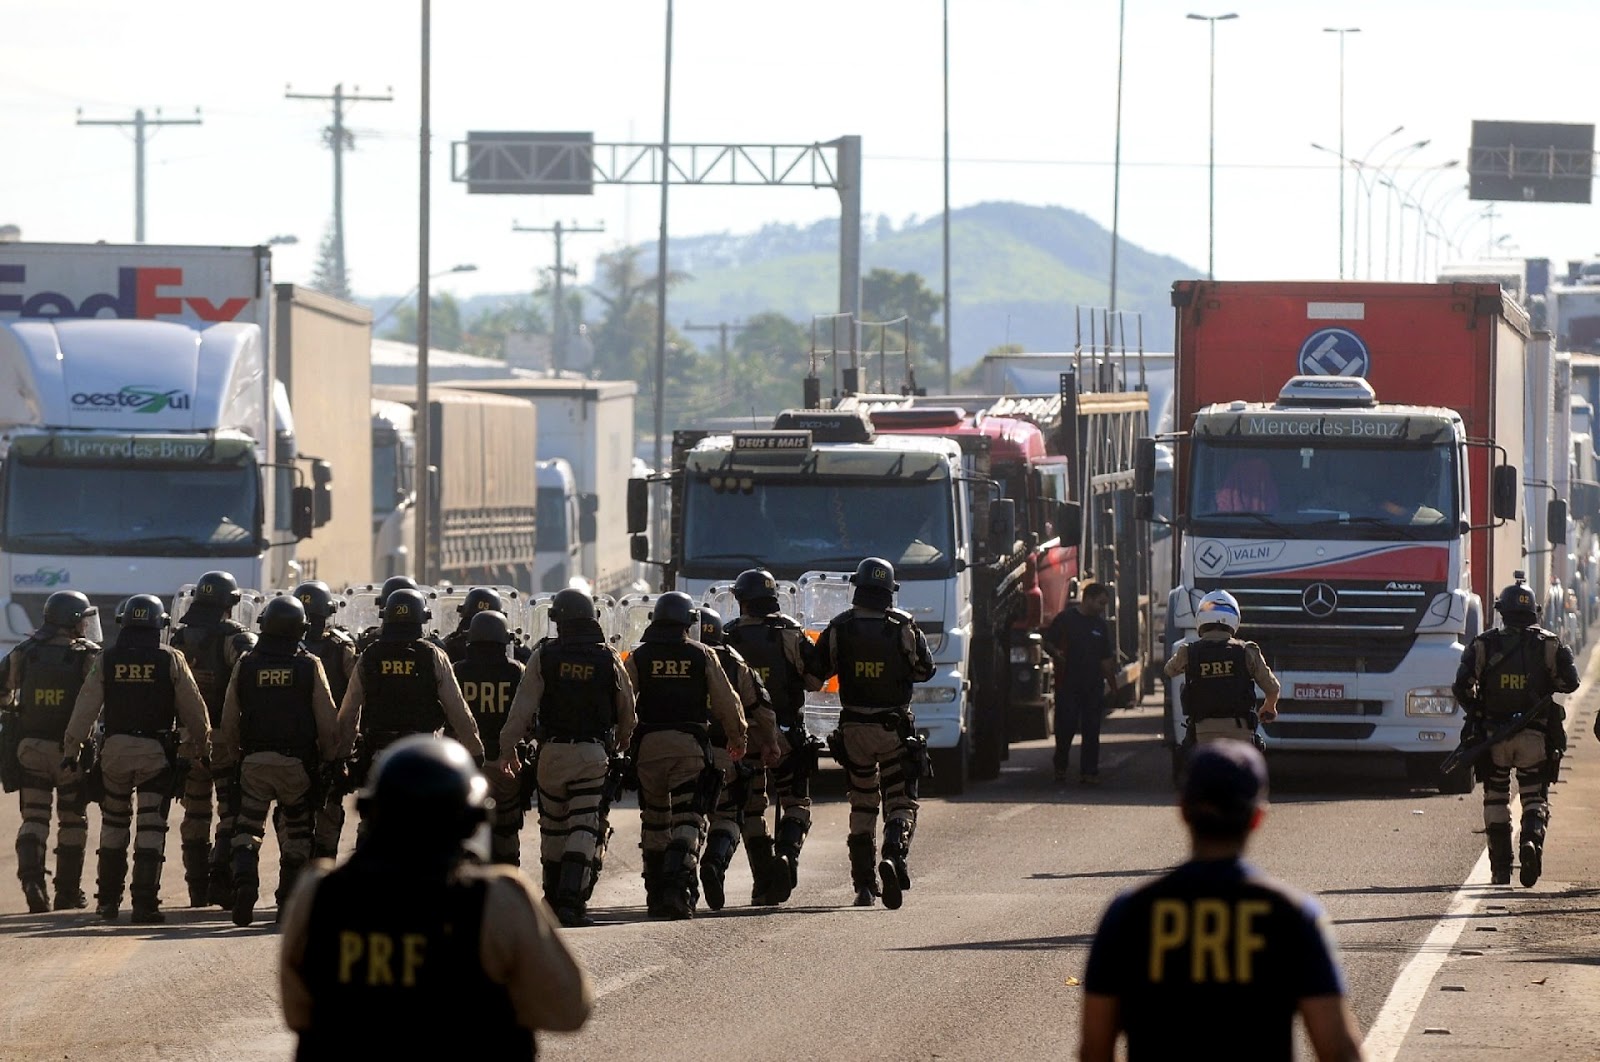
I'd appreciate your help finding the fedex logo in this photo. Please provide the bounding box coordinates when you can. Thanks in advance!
[0,265,250,322]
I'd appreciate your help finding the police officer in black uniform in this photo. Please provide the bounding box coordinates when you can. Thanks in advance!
[443,587,533,665]
[1163,590,1281,757]
[296,581,358,860]
[170,569,258,908]
[4,591,100,912]
[279,736,592,1057]
[354,576,426,654]
[1080,743,1362,1061]
[61,594,212,923]
[810,558,935,910]
[337,589,483,845]
[1452,581,1581,886]
[215,596,340,926]
[724,567,824,905]
[452,610,527,866]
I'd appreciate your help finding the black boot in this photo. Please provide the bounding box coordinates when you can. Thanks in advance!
[54,846,88,910]
[879,819,910,911]
[541,861,561,908]
[207,842,235,909]
[231,847,259,928]
[96,848,128,921]
[1486,824,1513,886]
[847,833,878,908]
[699,831,738,912]
[276,858,306,917]
[642,851,667,917]
[129,850,165,924]
[16,835,49,914]
[181,841,210,907]
[746,835,778,906]
[659,845,695,920]
[1520,817,1547,888]
[554,856,593,928]
[770,817,809,905]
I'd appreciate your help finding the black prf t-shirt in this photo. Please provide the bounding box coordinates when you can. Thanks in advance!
[1083,858,1346,1062]
[1045,607,1113,694]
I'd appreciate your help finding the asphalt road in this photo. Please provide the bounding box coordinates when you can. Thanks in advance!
[0,695,1500,1061]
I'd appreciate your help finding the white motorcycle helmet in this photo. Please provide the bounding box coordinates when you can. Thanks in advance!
[1196,589,1242,633]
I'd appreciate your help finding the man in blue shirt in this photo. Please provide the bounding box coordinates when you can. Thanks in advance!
[1042,583,1118,784]
[1079,743,1364,1062]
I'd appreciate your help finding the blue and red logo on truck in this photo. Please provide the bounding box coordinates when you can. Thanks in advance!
[0,265,249,322]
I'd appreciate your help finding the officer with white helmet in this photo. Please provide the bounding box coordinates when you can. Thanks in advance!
[1163,590,1280,747]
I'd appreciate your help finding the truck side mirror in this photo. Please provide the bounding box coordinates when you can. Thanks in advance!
[1548,498,1569,545]
[627,479,649,534]
[291,485,315,540]
[630,533,650,563]
[580,492,600,517]
[579,511,598,545]
[1492,465,1519,521]
[987,498,1016,557]
[1057,501,1082,544]
[312,459,333,527]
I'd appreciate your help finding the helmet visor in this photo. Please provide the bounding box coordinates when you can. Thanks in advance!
[80,608,103,645]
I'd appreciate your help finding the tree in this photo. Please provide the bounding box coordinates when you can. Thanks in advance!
[953,342,1023,391]
[461,295,549,361]
[309,223,351,301]
[586,246,695,426]
[381,291,464,352]
[860,267,944,390]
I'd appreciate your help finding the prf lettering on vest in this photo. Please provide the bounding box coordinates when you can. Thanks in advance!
[1198,661,1236,678]
[559,662,595,681]
[113,663,157,682]
[1499,674,1528,690]
[338,930,428,987]
[257,668,295,687]
[32,688,66,706]
[380,660,417,676]
[651,658,691,677]
[854,660,886,678]
[462,681,513,715]
[1148,898,1271,983]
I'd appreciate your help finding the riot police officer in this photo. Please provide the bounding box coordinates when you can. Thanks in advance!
[498,588,636,927]
[354,576,425,654]
[1163,590,1281,749]
[724,568,824,905]
[697,606,782,912]
[214,596,339,926]
[810,558,935,910]
[452,610,527,866]
[443,587,533,664]
[337,588,484,840]
[61,595,211,923]
[170,569,257,908]
[1452,581,1581,886]
[625,591,746,920]
[3,591,101,912]
[279,736,592,1056]
[296,581,357,860]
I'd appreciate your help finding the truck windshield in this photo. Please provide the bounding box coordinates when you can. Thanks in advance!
[4,459,259,556]
[682,476,955,579]
[536,487,569,551]
[1189,441,1458,540]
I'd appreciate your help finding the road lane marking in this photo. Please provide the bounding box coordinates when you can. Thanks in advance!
[594,963,669,1000]
[995,803,1040,822]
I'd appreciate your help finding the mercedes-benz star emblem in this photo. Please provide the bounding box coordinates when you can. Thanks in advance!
[1302,582,1338,618]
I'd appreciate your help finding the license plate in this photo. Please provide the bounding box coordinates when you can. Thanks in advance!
[1293,683,1345,701]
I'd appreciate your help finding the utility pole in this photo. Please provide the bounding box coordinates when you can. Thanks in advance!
[941,0,952,393]
[683,319,750,385]
[512,220,605,372]
[1109,0,1127,310]
[286,82,394,296]
[76,107,202,243]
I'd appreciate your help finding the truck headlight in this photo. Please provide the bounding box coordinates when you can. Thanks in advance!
[1406,687,1458,716]
[911,687,959,704]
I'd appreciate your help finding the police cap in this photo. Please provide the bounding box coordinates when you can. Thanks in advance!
[697,606,725,645]
[850,557,899,592]
[550,587,598,624]
[731,568,779,603]
[467,609,512,645]
[356,735,488,841]
[1181,742,1268,836]
[293,581,340,619]
[116,594,169,630]
[42,591,94,629]
[651,591,696,627]
[258,595,308,639]
[378,576,420,607]
[459,587,504,617]
[194,570,242,607]
[381,588,432,625]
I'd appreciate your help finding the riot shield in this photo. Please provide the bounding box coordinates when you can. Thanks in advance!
[795,571,856,743]
[696,580,801,626]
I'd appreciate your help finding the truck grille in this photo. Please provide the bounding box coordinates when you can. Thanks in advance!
[1276,699,1383,717]
[1264,721,1377,741]
[1198,579,1440,675]
[1250,633,1417,674]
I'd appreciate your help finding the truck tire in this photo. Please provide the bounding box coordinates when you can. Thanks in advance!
[1406,752,1475,795]
[971,705,1003,782]
[929,735,969,796]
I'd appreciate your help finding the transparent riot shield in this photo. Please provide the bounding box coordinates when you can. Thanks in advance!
[435,585,527,642]
[795,571,856,742]
[341,583,444,639]
[167,583,266,642]
[696,580,802,626]
[615,592,668,653]
[529,593,621,650]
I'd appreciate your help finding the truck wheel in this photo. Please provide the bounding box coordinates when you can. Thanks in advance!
[929,736,969,796]
[971,707,1003,782]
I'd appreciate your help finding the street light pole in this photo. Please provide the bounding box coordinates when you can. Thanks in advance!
[1323,27,1360,279]
[415,0,432,583]
[1109,0,1127,309]
[1188,13,1238,281]
[941,0,952,391]
[1371,139,1428,280]
[652,0,674,472]
[1402,161,1458,280]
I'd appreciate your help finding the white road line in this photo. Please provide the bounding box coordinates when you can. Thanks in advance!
[994,803,1040,822]
[594,963,669,1000]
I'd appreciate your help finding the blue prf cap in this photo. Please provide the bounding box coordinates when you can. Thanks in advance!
[1182,742,1268,813]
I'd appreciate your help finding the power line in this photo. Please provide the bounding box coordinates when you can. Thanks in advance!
[285,83,394,295]
[75,106,203,242]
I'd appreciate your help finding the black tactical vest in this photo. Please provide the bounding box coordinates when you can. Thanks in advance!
[631,640,710,730]
[17,638,97,740]
[453,652,523,761]
[358,641,443,737]
[831,611,913,709]
[299,863,529,1060]
[442,628,470,664]
[537,640,617,742]
[101,645,178,735]
[1479,627,1551,718]
[173,618,249,724]
[708,645,754,746]
[305,627,356,706]
[237,649,320,757]
[726,616,805,726]
[1182,637,1256,720]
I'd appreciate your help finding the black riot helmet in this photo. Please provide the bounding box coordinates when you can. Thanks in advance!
[293,581,340,620]
[650,591,696,628]
[377,576,420,607]
[1494,582,1539,626]
[43,591,94,629]
[697,606,725,646]
[258,595,308,639]
[732,568,779,603]
[194,570,242,608]
[467,610,512,646]
[458,587,504,618]
[116,594,169,630]
[382,588,432,625]
[550,587,598,624]
[355,735,489,847]
[850,557,899,592]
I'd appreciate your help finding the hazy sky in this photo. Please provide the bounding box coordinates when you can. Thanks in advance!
[4,0,1597,320]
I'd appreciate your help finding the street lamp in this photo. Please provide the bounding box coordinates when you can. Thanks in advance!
[1396,160,1458,280]
[1188,12,1239,281]
[1422,184,1466,274]
[1323,27,1360,278]
[1448,207,1494,256]
[373,263,477,329]
[1372,139,1428,279]
[1405,163,1460,279]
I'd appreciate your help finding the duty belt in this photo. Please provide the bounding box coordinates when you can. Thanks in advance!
[539,734,607,745]
[112,728,176,740]
[839,706,909,727]
[241,744,318,760]
[635,722,709,741]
